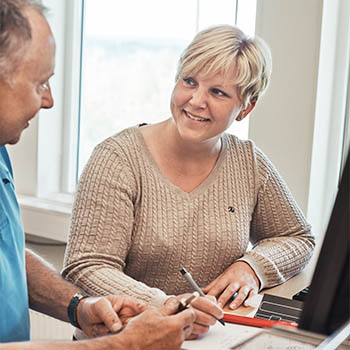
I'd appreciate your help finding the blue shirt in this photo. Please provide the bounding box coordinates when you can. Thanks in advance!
[0,146,30,342]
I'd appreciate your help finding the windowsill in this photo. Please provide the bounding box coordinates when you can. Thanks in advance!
[18,193,73,243]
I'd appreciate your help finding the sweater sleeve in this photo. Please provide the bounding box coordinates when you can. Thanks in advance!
[61,139,168,307]
[237,146,315,290]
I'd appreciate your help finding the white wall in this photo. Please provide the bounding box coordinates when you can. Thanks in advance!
[251,0,322,214]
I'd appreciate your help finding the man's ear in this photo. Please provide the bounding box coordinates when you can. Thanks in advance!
[236,101,256,121]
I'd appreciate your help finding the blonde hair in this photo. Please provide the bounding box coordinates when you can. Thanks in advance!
[176,25,272,109]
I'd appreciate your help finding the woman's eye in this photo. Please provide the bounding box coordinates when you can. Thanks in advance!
[212,88,227,97]
[183,77,196,86]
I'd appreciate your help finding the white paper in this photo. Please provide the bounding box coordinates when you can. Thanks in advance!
[181,322,262,350]
[231,331,316,350]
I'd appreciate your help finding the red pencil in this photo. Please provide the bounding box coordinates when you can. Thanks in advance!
[223,313,298,328]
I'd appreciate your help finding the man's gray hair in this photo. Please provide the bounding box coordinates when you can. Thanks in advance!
[0,0,47,80]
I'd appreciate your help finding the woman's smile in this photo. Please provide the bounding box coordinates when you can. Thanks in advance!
[183,110,210,122]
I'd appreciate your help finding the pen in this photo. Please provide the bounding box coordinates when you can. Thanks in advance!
[176,291,199,313]
[223,313,299,328]
[180,267,225,326]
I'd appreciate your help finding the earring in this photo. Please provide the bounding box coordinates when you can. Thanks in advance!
[236,115,243,121]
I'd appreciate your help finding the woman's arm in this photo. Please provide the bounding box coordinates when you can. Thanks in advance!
[239,146,315,289]
[204,144,315,308]
[62,140,168,307]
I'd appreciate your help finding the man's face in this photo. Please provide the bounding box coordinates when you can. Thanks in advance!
[0,8,55,146]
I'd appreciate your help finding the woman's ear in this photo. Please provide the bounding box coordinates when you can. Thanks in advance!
[236,102,256,121]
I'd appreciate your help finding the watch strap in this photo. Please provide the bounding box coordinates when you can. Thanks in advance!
[67,292,89,329]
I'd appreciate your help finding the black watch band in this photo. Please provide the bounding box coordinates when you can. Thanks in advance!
[67,292,89,329]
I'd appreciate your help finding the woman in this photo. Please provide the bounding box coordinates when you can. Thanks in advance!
[62,25,315,338]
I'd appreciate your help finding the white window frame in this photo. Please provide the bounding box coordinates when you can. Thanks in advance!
[7,0,349,242]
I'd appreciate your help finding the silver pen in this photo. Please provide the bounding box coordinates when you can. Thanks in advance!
[180,267,225,326]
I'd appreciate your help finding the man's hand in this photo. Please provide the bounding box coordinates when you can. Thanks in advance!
[117,297,196,350]
[203,261,260,310]
[77,295,148,337]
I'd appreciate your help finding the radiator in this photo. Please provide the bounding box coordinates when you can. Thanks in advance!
[29,310,74,340]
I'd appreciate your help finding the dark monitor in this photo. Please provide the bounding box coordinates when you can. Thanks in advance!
[298,150,350,335]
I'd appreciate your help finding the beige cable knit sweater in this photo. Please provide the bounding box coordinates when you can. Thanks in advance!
[62,126,315,307]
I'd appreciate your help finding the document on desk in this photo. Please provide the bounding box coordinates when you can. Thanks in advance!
[181,323,316,350]
[181,322,262,350]
[230,331,316,350]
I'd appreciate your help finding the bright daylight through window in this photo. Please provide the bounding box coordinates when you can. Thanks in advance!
[78,0,257,177]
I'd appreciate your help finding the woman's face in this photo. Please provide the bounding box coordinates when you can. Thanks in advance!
[170,70,251,145]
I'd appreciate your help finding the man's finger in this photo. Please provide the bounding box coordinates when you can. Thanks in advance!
[94,298,123,333]
[161,297,181,315]
[91,323,111,337]
[173,307,196,329]
[183,324,194,338]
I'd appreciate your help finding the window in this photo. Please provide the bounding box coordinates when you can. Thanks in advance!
[77,0,257,177]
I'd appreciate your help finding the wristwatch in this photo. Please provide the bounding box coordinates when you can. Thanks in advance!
[67,292,89,329]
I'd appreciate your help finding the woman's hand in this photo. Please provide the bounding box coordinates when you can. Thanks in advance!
[176,294,223,340]
[202,261,260,310]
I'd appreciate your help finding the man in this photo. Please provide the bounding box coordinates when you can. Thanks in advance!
[0,0,195,348]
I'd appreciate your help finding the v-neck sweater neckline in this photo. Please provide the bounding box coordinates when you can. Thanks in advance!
[135,126,228,199]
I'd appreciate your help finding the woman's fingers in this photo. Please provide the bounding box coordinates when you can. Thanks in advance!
[216,282,239,308]
[185,296,223,338]
[244,289,258,307]
[191,296,223,320]
[204,261,260,309]
[228,285,251,310]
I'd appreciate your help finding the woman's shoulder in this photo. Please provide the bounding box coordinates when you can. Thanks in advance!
[223,133,273,168]
[95,125,143,154]
[81,126,146,175]
[225,133,271,153]
[105,125,141,144]
[81,126,145,181]
[223,133,256,154]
